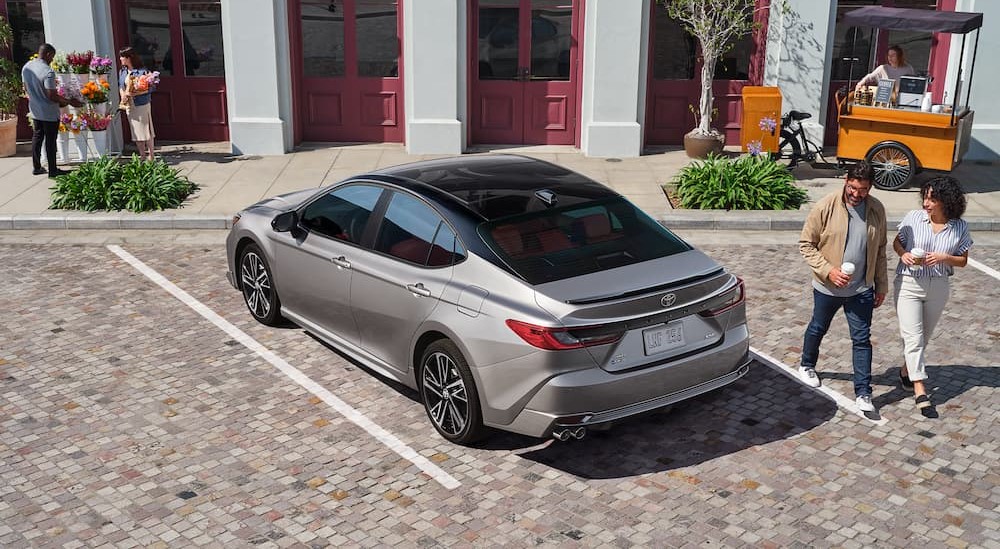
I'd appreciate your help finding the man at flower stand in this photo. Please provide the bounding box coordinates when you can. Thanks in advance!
[118,47,158,161]
[22,43,83,177]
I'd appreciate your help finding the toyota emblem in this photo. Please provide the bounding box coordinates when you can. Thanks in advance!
[660,293,676,307]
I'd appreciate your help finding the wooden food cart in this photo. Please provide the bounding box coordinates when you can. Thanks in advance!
[836,6,982,190]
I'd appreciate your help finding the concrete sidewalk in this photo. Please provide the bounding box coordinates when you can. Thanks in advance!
[1,141,998,230]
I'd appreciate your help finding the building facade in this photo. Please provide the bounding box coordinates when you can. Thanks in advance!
[3,0,997,161]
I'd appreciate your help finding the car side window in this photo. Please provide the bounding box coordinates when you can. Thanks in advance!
[376,192,459,267]
[300,185,382,244]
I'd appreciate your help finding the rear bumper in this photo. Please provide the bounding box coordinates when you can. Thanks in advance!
[497,324,750,438]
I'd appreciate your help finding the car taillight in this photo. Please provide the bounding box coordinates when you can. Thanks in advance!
[505,319,625,351]
[699,277,745,317]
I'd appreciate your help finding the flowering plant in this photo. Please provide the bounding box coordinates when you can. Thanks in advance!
[84,112,113,131]
[758,115,777,135]
[59,112,87,134]
[57,79,84,103]
[133,71,160,92]
[80,80,110,103]
[89,55,113,75]
[50,51,70,73]
[66,50,94,74]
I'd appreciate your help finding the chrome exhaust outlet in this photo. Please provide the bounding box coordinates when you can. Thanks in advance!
[571,427,586,440]
[552,429,571,441]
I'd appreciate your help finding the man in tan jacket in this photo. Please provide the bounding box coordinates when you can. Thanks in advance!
[798,161,887,414]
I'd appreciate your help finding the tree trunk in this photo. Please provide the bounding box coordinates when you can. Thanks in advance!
[698,51,718,135]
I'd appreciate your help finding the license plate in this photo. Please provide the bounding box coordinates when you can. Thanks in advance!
[642,321,685,356]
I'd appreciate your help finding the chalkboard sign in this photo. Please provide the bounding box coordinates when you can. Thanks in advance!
[874,78,895,106]
[899,76,927,95]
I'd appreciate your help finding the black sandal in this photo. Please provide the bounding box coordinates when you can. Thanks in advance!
[915,394,932,409]
[899,367,914,391]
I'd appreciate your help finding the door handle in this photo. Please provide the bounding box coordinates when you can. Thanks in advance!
[406,283,432,297]
[518,66,530,81]
[331,256,351,269]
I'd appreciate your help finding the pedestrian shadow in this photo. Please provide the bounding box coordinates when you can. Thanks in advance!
[820,364,1000,409]
[514,362,838,479]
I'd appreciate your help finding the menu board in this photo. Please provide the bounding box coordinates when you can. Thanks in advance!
[874,78,895,106]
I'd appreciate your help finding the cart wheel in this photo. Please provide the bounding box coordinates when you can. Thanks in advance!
[865,141,917,190]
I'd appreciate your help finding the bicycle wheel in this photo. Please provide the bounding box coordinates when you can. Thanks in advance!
[865,141,917,190]
[771,128,802,167]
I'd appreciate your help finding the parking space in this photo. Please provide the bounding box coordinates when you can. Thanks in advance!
[1,240,998,547]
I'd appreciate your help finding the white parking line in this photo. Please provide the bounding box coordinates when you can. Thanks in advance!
[969,258,1000,281]
[750,346,888,425]
[107,245,461,490]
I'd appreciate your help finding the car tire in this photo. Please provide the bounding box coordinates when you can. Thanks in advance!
[865,141,918,190]
[419,339,486,445]
[239,243,283,326]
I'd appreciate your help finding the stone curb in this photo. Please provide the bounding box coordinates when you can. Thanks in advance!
[1,213,998,231]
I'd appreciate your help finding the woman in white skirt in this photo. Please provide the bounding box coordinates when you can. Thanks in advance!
[892,176,973,416]
[118,47,156,161]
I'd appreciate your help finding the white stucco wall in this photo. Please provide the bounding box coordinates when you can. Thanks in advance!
[763,0,835,145]
[403,0,463,154]
[580,0,647,157]
[221,0,292,155]
[948,0,999,162]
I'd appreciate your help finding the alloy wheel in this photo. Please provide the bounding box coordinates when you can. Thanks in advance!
[241,251,272,319]
[421,351,470,437]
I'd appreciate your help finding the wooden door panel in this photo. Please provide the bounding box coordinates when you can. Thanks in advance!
[150,91,176,126]
[530,94,567,131]
[359,91,397,127]
[190,90,227,126]
[306,91,344,126]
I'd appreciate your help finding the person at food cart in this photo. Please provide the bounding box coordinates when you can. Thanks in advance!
[854,45,915,93]
[798,161,888,416]
[892,176,972,417]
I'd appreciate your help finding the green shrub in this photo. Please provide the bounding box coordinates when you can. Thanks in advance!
[50,155,198,212]
[674,153,808,210]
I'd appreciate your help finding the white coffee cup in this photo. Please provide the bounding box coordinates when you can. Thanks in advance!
[931,105,943,114]
[911,247,926,266]
[841,262,856,278]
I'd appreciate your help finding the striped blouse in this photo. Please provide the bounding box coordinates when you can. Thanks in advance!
[894,209,973,278]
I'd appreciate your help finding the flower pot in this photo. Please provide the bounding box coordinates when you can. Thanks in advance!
[683,130,725,159]
[72,131,89,162]
[67,105,81,116]
[0,115,17,158]
[58,132,71,163]
[93,103,108,116]
[91,130,108,157]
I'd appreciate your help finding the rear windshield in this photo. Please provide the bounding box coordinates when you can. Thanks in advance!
[480,197,692,284]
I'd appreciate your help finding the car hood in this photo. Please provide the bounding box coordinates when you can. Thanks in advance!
[248,188,318,212]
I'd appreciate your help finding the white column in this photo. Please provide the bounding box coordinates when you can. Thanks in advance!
[763,0,836,145]
[403,0,464,154]
[580,0,647,157]
[221,0,292,155]
[951,0,999,162]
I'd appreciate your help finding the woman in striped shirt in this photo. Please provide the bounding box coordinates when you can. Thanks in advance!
[892,176,973,415]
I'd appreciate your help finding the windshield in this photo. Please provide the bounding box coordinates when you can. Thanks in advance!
[480,197,692,284]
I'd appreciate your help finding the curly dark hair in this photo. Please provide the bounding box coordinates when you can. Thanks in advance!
[921,175,966,220]
[846,160,874,184]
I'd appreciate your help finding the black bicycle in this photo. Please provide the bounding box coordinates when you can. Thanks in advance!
[773,110,825,168]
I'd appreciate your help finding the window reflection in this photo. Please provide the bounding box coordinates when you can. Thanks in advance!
[177,1,224,77]
[302,0,345,77]
[478,5,519,80]
[126,1,170,72]
[356,0,398,77]
[651,8,694,80]
[6,0,45,67]
[530,0,571,80]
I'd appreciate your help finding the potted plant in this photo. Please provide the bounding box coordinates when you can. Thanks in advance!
[663,0,758,158]
[0,15,21,157]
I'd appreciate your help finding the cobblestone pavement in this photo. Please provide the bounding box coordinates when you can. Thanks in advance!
[1,239,998,548]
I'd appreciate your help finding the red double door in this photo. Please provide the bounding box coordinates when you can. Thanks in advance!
[290,0,404,143]
[110,0,228,142]
[470,0,581,145]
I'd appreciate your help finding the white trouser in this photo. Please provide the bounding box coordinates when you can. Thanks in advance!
[892,274,950,381]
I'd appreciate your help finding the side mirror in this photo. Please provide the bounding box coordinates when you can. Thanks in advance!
[271,211,299,232]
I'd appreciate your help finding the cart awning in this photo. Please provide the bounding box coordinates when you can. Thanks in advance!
[840,6,983,35]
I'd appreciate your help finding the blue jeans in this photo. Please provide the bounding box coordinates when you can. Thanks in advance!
[801,288,875,397]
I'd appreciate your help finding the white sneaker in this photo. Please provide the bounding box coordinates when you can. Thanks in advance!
[856,394,876,412]
[798,367,821,388]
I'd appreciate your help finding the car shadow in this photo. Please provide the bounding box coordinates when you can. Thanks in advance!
[818,364,1000,409]
[511,362,838,478]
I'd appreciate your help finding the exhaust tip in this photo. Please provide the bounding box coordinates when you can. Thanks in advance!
[552,427,587,441]
[571,427,586,440]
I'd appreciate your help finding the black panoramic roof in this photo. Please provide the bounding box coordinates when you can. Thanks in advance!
[840,6,983,34]
[372,154,618,221]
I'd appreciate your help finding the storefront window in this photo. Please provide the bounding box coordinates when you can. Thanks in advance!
[126,1,171,72]
[301,0,345,77]
[355,0,398,77]
[831,0,937,81]
[178,1,224,77]
[5,0,44,67]
[651,6,752,81]
[530,0,572,80]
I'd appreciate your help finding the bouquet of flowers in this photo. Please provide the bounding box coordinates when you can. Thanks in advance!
[133,71,160,92]
[50,51,70,73]
[66,50,94,74]
[59,112,87,134]
[80,80,110,103]
[89,55,113,75]
[57,80,84,104]
[84,112,113,131]
[119,71,160,112]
